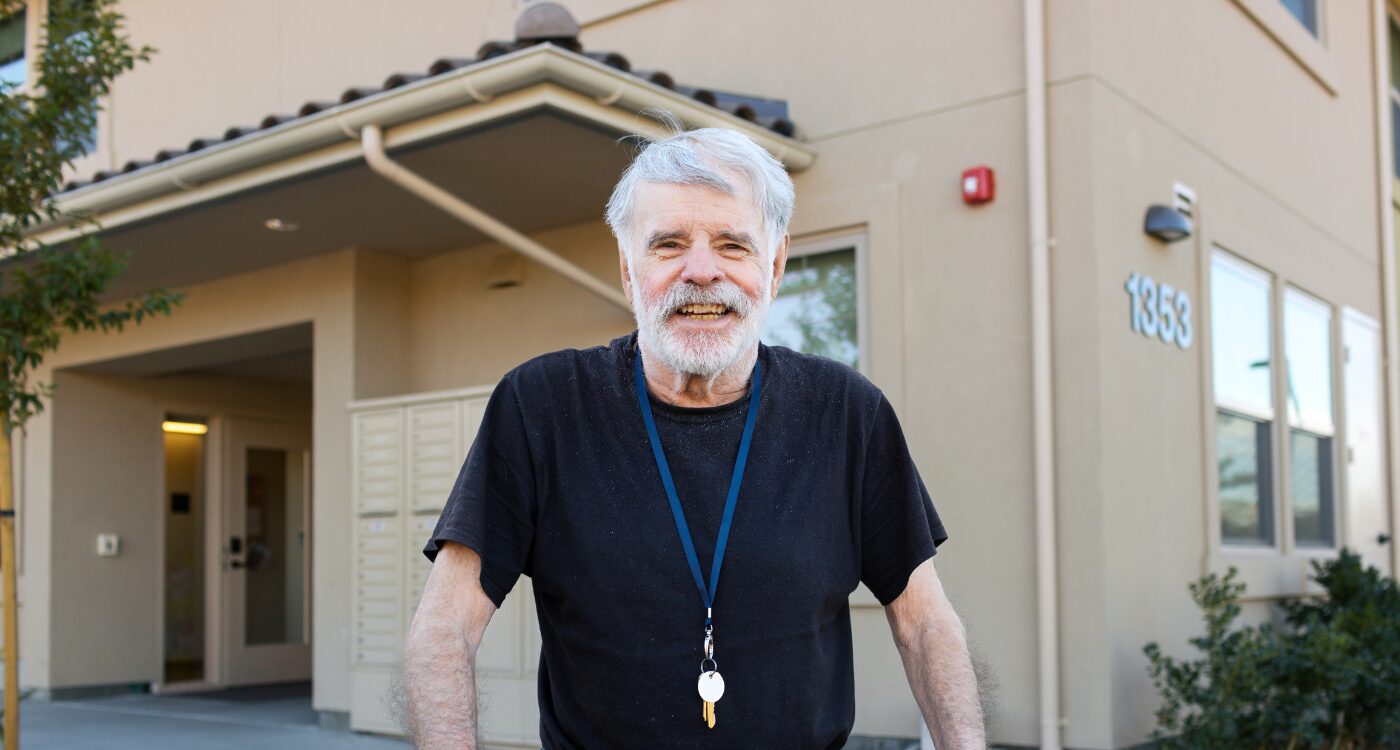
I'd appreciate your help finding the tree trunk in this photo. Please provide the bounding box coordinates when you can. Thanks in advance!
[0,424,19,750]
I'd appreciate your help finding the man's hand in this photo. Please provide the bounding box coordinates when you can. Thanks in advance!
[885,557,985,749]
[404,541,498,750]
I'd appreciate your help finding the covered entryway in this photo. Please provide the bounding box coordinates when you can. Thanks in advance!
[51,324,314,695]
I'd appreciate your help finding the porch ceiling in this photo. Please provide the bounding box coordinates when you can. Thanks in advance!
[71,322,313,381]
[90,111,629,300]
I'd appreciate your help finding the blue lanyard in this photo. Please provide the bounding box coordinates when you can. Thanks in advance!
[634,351,763,629]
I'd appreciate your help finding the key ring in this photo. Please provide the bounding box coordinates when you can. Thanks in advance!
[700,657,718,673]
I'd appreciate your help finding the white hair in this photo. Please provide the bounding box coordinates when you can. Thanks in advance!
[604,124,796,263]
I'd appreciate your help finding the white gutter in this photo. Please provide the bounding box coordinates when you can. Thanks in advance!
[360,123,630,312]
[1025,0,1063,748]
[32,43,815,241]
[1371,0,1400,578]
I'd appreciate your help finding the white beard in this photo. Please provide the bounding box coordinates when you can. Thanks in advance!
[630,269,772,379]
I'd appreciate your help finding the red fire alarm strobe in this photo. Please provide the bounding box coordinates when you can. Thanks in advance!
[962,166,995,204]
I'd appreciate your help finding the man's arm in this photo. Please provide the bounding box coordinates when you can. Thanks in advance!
[885,556,985,749]
[404,541,497,750]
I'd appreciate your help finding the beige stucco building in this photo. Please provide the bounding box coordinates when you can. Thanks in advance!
[5,0,1400,747]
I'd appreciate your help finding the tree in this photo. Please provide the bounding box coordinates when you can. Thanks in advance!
[0,1,180,746]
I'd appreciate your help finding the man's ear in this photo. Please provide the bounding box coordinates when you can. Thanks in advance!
[769,233,790,301]
[618,246,634,306]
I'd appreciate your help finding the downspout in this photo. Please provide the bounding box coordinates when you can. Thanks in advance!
[1024,0,1063,748]
[359,123,631,312]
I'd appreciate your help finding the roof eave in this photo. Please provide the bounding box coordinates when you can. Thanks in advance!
[33,44,815,240]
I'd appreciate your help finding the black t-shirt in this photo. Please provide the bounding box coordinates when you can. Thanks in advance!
[423,332,947,750]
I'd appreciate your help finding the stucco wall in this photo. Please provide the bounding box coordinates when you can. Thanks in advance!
[407,224,634,392]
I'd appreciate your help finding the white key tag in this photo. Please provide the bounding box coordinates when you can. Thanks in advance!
[697,670,725,703]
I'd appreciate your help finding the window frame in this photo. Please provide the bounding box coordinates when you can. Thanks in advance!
[772,229,869,376]
[1281,283,1341,551]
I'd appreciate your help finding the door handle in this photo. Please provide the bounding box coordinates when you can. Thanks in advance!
[1379,532,1393,545]
[228,536,245,569]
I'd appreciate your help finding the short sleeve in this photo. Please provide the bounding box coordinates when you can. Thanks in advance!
[858,395,949,606]
[421,376,537,609]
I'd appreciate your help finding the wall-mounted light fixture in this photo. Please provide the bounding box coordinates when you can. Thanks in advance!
[1143,204,1192,243]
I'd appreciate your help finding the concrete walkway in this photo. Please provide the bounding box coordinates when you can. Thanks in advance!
[20,682,410,749]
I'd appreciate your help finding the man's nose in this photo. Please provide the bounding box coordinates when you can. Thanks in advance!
[678,244,723,285]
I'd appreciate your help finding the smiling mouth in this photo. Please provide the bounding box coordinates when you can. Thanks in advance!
[673,303,732,320]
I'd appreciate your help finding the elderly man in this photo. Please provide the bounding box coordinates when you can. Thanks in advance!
[405,127,984,749]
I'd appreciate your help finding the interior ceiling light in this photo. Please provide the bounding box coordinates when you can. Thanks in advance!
[1143,204,1192,243]
[162,420,208,435]
[264,218,300,232]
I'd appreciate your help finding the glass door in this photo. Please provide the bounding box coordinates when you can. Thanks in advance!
[222,418,312,686]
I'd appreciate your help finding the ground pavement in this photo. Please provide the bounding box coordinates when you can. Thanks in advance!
[18,682,409,749]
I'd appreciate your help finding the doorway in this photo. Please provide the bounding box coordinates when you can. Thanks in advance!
[160,415,313,689]
[162,417,209,684]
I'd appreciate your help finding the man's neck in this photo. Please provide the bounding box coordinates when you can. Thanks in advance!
[640,342,759,408]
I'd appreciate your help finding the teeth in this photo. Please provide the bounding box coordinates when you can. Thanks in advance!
[677,304,727,315]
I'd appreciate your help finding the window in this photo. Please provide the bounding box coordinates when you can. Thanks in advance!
[1283,287,1335,547]
[1280,0,1319,37]
[0,7,24,88]
[1211,250,1341,553]
[1211,251,1276,546]
[763,238,861,370]
[1390,17,1400,180]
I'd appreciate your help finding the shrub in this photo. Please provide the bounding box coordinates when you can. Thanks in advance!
[1144,550,1400,750]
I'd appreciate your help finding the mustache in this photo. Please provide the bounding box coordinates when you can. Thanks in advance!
[640,281,758,322]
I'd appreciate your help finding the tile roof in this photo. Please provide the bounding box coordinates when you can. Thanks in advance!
[60,4,797,195]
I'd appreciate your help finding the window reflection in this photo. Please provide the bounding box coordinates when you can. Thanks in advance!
[1218,411,1274,545]
[1280,0,1318,37]
[0,9,25,88]
[764,247,859,368]
[1284,288,1335,547]
[1290,429,1333,546]
[1211,255,1273,417]
[1211,251,1275,545]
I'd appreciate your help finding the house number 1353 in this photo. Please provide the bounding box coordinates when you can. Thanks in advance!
[1125,272,1192,349]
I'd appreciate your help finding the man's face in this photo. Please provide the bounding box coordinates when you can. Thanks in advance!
[620,177,787,378]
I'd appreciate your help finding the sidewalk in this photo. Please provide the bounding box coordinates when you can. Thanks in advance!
[19,682,410,749]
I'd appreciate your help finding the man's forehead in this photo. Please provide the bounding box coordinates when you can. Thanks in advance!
[632,181,763,230]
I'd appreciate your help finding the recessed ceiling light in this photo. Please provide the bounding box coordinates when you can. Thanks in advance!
[264,218,300,232]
